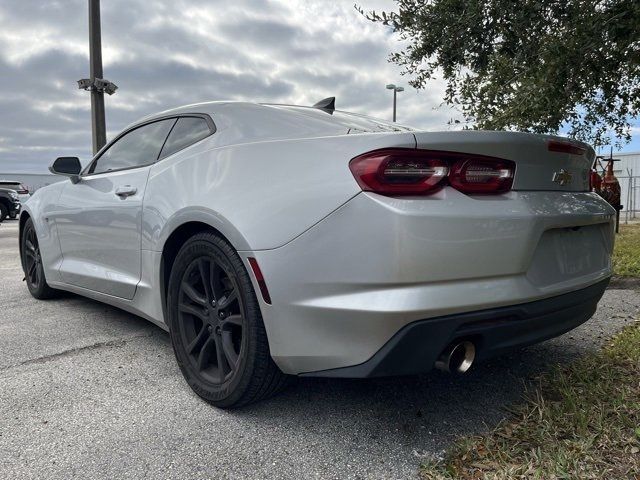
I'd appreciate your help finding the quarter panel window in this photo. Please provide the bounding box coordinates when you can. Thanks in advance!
[90,119,176,174]
[159,117,212,160]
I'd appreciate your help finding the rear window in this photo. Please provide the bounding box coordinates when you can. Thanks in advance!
[159,116,213,160]
[274,106,416,133]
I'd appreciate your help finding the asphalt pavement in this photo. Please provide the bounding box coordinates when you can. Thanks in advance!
[1,219,638,480]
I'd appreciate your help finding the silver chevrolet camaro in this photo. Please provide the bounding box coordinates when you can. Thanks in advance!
[20,99,615,407]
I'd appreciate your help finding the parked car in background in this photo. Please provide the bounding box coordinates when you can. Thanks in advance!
[19,100,615,408]
[0,181,30,217]
[0,188,21,222]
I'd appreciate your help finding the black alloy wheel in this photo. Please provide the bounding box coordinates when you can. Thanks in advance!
[168,232,289,408]
[23,224,42,289]
[177,256,245,385]
[21,218,58,299]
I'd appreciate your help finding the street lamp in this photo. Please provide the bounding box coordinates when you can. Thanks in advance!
[386,84,404,122]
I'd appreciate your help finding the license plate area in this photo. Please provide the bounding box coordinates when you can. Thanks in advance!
[527,224,611,286]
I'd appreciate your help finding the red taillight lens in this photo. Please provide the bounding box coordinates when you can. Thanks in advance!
[449,159,514,194]
[349,149,515,196]
[349,149,448,195]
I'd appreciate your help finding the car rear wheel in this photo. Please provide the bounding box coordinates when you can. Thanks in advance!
[0,203,7,222]
[21,218,59,299]
[167,232,289,408]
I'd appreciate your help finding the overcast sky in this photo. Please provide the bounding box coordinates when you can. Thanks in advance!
[0,0,637,174]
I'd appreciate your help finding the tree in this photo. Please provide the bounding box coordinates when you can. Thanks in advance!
[359,0,640,147]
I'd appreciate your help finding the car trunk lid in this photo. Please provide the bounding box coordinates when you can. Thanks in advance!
[412,131,594,192]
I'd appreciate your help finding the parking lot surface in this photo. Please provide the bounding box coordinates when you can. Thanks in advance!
[1,219,638,479]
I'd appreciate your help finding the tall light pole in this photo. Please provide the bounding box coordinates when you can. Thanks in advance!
[386,84,404,122]
[77,0,118,155]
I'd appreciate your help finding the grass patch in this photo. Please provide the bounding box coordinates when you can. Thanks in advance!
[420,322,640,480]
[614,224,640,277]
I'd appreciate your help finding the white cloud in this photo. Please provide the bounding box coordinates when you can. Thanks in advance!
[0,0,460,173]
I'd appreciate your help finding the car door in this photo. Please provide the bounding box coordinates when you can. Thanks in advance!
[55,118,176,299]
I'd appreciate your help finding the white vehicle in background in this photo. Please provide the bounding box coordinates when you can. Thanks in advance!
[19,99,615,408]
[0,181,30,217]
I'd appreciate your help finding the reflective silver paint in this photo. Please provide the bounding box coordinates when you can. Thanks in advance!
[252,190,613,373]
[21,101,615,375]
[54,167,150,299]
[412,131,594,192]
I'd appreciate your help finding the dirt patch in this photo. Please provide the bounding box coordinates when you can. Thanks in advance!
[608,276,640,290]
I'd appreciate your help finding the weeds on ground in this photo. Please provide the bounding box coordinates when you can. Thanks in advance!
[420,322,640,479]
[614,224,640,277]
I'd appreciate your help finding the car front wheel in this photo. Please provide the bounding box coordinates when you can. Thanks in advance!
[167,232,289,408]
[21,218,59,299]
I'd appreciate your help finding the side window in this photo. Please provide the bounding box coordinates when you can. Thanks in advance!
[159,116,212,160]
[89,119,176,174]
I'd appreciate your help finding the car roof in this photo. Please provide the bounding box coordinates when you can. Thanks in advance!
[128,101,414,147]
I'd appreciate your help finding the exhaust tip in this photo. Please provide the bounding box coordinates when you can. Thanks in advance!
[435,341,476,374]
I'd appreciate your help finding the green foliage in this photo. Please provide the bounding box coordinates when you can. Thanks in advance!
[613,224,640,276]
[359,1,640,147]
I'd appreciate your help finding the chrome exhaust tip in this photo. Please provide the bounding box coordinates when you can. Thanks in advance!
[434,341,476,374]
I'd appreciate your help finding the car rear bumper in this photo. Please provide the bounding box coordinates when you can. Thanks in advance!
[300,277,609,377]
[247,190,615,375]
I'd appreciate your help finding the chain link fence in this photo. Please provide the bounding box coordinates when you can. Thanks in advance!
[619,172,639,223]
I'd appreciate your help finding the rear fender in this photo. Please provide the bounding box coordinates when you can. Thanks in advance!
[144,132,417,251]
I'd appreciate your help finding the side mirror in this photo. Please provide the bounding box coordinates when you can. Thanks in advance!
[49,157,82,183]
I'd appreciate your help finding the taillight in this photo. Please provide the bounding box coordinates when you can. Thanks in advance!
[547,140,586,156]
[349,149,448,195]
[449,159,514,194]
[349,149,515,196]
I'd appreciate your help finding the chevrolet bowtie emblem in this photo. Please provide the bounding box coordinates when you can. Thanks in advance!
[552,169,572,186]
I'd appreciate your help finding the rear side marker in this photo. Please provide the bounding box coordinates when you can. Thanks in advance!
[248,257,272,305]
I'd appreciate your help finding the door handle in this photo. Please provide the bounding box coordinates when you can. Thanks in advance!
[115,185,137,198]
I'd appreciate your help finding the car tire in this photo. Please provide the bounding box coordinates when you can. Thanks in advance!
[9,213,17,220]
[21,218,59,299]
[167,231,289,408]
[0,203,7,222]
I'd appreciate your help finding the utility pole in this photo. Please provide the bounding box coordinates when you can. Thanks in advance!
[88,0,106,154]
[78,0,118,155]
[386,84,404,122]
